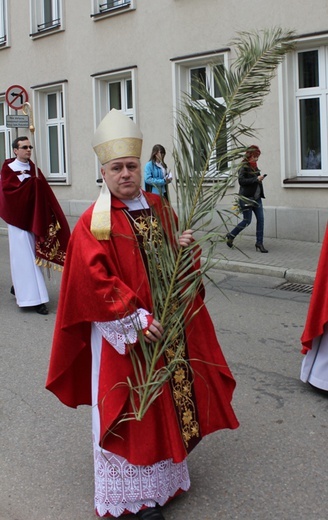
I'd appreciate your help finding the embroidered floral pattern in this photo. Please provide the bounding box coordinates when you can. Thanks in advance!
[126,211,200,449]
[165,334,200,447]
[35,218,66,266]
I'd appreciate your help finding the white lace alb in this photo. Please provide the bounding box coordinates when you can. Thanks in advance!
[95,308,150,355]
[93,441,190,517]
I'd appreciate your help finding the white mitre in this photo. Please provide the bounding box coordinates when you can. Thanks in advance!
[91,109,143,240]
[92,108,143,165]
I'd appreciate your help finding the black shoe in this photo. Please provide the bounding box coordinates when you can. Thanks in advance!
[137,506,165,520]
[255,243,268,253]
[35,304,49,315]
[10,285,15,295]
[226,233,234,248]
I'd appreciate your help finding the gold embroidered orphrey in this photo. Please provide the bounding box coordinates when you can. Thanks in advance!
[126,210,200,449]
[35,219,65,269]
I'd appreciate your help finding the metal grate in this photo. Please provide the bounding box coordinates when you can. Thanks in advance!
[276,282,313,294]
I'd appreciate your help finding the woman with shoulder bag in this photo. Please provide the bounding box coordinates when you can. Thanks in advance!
[226,145,268,253]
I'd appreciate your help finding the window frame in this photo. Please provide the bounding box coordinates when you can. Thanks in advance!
[91,0,135,20]
[0,96,12,166]
[32,81,70,185]
[29,0,64,39]
[92,67,138,182]
[171,50,230,181]
[279,33,328,187]
[0,0,9,48]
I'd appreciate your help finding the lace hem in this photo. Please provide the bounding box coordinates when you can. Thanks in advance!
[95,308,150,355]
[93,441,190,518]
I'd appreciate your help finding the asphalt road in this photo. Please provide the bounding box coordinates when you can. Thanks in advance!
[1,236,327,520]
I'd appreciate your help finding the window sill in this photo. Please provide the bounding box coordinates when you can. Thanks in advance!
[48,178,69,186]
[91,5,134,21]
[283,176,328,186]
[284,175,328,184]
[29,25,63,39]
[176,175,233,187]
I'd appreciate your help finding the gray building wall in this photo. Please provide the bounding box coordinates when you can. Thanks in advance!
[0,0,327,241]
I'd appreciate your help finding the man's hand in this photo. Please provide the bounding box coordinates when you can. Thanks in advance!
[144,318,164,343]
[178,229,194,247]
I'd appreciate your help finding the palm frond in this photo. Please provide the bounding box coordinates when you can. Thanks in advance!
[120,28,295,423]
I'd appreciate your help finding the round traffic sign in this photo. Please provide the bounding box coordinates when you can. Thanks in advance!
[5,85,29,110]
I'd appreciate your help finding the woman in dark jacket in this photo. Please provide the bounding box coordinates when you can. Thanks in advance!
[226,145,268,253]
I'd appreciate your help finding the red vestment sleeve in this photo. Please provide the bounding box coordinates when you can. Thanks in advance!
[46,201,154,406]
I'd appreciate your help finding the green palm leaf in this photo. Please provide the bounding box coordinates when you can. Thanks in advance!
[125,28,295,422]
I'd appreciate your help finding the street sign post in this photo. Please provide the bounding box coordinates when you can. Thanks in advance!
[5,85,29,110]
[6,114,30,128]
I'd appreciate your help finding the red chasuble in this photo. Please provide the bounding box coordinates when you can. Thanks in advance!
[0,158,70,266]
[301,224,328,354]
[46,192,239,466]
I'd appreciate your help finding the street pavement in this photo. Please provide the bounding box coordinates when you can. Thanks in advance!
[0,227,323,286]
[0,232,325,520]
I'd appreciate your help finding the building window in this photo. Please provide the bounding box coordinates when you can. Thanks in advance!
[280,35,328,184]
[0,0,8,47]
[298,50,322,172]
[172,52,229,178]
[0,98,12,166]
[30,0,63,38]
[108,77,133,114]
[91,0,135,20]
[92,68,137,180]
[32,83,69,183]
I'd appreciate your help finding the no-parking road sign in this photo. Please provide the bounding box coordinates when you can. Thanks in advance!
[5,85,29,110]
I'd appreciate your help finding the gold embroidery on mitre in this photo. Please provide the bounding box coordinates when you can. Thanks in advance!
[94,138,142,165]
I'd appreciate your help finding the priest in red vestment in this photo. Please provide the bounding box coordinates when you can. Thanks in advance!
[46,109,239,519]
[0,136,70,314]
[300,224,328,391]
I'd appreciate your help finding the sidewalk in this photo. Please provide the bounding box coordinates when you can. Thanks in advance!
[205,234,322,285]
[0,232,322,286]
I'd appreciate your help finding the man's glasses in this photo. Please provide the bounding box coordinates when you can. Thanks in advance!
[18,145,33,150]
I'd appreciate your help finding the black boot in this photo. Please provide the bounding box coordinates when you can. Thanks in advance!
[255,243,268,253]
[226,233,234,248]
[137,506,165,520]
[35,304,49,315]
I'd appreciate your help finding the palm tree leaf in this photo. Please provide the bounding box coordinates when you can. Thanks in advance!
[126,28,295,420]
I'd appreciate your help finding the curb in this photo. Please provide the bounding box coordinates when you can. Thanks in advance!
[205,258,315,285]
[284,268,315,285]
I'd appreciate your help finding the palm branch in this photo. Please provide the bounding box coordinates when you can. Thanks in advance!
[123,28,295,422]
